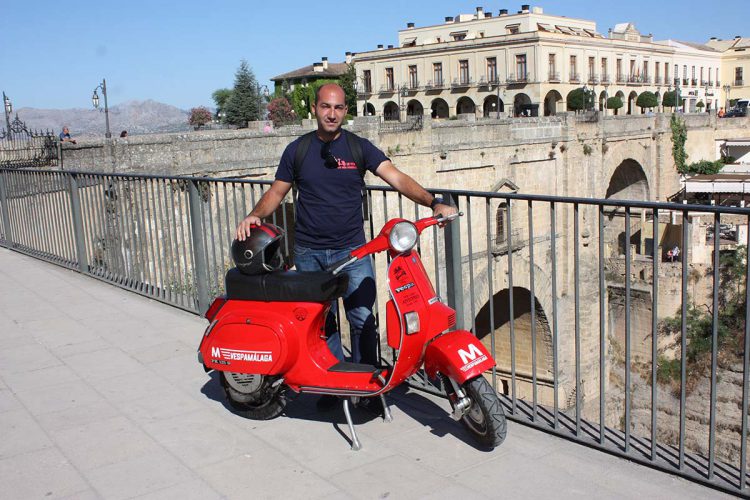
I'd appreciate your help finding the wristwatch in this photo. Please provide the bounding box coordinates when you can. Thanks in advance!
[430,197,444,210]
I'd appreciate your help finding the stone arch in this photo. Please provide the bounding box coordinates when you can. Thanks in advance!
[543,90,563,116]
[627,91,638,115]
[599,91,607,112]
[615,90,625,116]
[363,102,375,116]
[474,287,555,396]
[406,99,423,117]
[605,158,650,201]
[383,101,399,121]
[483,95,505,117]
[431,98,449,119]
[456,96,476,115]
[514,93,532,116]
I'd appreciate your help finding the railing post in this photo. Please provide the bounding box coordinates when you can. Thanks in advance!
[0,170,13,248]
[188,179,210,314]
[443,191,465,330]
[67,173,88,273]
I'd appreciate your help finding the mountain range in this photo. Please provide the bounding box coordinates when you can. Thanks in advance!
[7,100,194,137]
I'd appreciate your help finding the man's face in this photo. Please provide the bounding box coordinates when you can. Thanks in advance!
[312,86,347,134]
[63,127,69,134]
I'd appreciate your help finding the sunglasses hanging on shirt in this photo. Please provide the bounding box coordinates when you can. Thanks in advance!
[321,141,341,169]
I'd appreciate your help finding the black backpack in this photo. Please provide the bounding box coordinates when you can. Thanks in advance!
[292,129,367,187]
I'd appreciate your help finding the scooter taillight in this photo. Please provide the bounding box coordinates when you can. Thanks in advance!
[204,297,227,321]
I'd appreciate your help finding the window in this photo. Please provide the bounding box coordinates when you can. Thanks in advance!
[708,67,713,84]
[459,59,470,84]
[433,63,443,86]
[700,67,704,84]
[487,57,497,83]
[451,31,467,41]
[629,60,636,79]
[588,56,595,81]
[674,64,678,83]
[616,59,623,81]
[507,24,520,35]
[549,54,557,80]
[363,70,372,93]
[655,62,660,82]
[737,67,745,85]
[643,61,648,80]
[516,54,527,81]
[495,203,507,245]
[408,65,418,89]
[569,55,578,81]
[664,62,669,82]
[601,57,608,81]
[385,67,394,91]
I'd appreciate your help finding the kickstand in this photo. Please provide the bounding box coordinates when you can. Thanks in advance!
[379,394,393,423]
[342,398,362,451]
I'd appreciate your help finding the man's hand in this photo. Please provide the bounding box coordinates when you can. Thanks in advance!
[433,202,458,222]
[236,215,261,241]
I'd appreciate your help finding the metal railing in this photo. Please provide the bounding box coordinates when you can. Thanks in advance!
[0,116,60,169]
[1,168,750,496]
[379,116,423,134]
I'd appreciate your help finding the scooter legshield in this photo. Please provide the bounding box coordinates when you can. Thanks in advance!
[424,330,495,384]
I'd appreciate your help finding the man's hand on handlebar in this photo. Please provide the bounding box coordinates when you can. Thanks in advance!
[432,201,458,226]
[236,214,262,241]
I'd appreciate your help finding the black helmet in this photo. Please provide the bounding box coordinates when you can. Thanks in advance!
[231,223,285,275]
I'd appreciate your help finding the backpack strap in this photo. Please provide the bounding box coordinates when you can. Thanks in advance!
[292,131,316,186]
[343,129,367,184]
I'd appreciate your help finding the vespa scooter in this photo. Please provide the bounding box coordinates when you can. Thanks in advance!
[198,213,507,450]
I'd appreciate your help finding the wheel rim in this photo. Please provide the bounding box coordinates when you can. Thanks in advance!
[225,372,263,394]
[463,398,489,436]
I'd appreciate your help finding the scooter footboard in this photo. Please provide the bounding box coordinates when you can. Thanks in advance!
[424,330,495,384]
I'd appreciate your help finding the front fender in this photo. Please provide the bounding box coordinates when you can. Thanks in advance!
[424,330,495,384]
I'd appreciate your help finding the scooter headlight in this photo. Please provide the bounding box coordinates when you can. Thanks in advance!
[389,222,418,253]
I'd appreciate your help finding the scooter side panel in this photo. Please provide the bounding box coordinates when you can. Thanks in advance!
[423,330,496,384]
[203,323,282,374]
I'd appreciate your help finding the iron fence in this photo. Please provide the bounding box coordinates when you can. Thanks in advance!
[1,168,750,496]
[0,116,59,169]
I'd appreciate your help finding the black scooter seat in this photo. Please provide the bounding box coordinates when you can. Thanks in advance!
[225,268,349,303]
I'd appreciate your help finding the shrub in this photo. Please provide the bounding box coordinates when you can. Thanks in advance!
[636,91,658,110]
[188,106,213,128]
[567,88,586,111]
[606,96,623,110]
[266,97,296,127]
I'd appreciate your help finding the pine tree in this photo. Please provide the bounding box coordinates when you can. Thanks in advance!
[224,60,260,128]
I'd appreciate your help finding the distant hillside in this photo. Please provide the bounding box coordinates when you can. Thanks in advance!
[9,100,192,137]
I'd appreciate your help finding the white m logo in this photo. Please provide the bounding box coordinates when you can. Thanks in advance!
[211,347,221,358]
[458,343,484,365]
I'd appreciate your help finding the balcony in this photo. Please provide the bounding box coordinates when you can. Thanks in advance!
[451,78,473,88]
[569,73,580,83]
[379,84,396,93]
[691,78,698,86]
[424,79,445,90]
[708,80,714,86]
[682,78,689,86]
[654,76,663,85]
[506,73,528,83]
[600,74,611,84]
[548,72,561,82]
[477,76,500,87]
[674,78,681,86]
[588,75,599,84]
[616,75,626,84]
[407,80,420,91]
[735,79,745,86]
[701,80,709,87]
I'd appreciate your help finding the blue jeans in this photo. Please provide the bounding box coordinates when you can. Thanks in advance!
[293,245,378,365]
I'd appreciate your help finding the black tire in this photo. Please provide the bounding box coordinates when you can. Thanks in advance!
[458,376,507,449]
[220,372,286,420]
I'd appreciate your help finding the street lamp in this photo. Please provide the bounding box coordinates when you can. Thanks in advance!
[723,84,731,110]
[398,85,408,121]
[2,92,11,132]
[492,80,504,119]
[257,84,269,121]
[92,79,111,139]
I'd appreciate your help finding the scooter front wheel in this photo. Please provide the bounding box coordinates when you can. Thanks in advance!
[457,376,507,449]
[220,372,286,420]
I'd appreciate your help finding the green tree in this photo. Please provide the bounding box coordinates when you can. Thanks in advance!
[224,60,261,128]
[680,159,724,175]
[567,88,586,112]
[606,96,624,111]
[212,89,233,121]
[636,91,658,110]
[338,64,358,115]
[670,114,688,172]
[662,90,684,109]
[696,100,705,111]
[188,106,213,128]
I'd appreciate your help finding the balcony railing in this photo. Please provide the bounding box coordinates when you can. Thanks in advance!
[691,78,698,86]
[683,78,689,86]
[548,72,561,82]
[588,75,599,84]
[601,74,611,84]
[507,73,528,83]
[424,79,445,90]
[379,83,396,93]
[735,79,745,86]
[616,75,626,84]
[408,80,420,90]
[655,76,663,85]
[3,168,750,497]
[569,73,580,83]
[451,78,473,88]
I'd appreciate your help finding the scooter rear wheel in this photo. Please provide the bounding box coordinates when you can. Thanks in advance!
[458,376,507,449]
[220,372,286,420]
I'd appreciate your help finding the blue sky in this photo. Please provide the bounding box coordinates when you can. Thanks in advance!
[1,0,746,110]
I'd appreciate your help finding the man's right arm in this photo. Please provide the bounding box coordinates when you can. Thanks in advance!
[235,180,292,240]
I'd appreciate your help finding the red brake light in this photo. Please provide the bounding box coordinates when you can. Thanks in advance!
[204,297,227,321]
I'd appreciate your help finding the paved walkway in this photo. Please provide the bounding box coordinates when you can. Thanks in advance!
[0,248,730,499]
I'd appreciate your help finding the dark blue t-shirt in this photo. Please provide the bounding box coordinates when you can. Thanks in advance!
[275,130,388,249]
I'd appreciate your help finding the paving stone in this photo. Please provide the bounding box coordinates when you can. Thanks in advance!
[0,408,54,458]
[0,447,89,499]
[0,388,22,413]
[131,478,223,500]
[36,399,122,433]
[14,378,104,416]
[64,347,145,380]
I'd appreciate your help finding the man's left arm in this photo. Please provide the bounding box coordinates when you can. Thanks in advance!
[374,160,457,218]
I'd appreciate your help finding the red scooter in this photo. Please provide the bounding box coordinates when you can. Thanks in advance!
[198,213,507,450]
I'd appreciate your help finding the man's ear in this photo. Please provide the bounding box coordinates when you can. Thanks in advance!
[311,103,317,117]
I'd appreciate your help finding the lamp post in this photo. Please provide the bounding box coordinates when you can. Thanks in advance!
[492,80,504,119]
[398,85,408,121]
[603,83,610,116]
[723,84,731,110]
[582,84,589,112]
[2,92,11,132]
[675,81,681,113]
[91,79,111,139]
[257,84,269,122]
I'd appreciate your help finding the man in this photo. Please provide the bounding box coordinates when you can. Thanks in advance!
[59,126,77,144]
[236,83,455,367]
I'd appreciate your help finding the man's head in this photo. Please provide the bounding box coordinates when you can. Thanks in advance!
[312,83,347,136]
[62,126,69,134]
